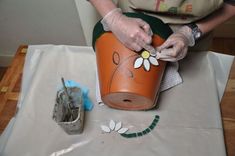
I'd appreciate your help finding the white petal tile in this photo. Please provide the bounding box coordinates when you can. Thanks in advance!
[114,122,122,131]
[134,57,143,69]
[101,125,111,133]
[149,57,159,66]
[109,120,115,130]
[118,128,129,134]
[143,59,150,71]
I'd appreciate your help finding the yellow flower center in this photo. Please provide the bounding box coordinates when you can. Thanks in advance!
[141,50,150,59]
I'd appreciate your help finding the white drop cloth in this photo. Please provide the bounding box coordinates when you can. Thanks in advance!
[0,45,234,156]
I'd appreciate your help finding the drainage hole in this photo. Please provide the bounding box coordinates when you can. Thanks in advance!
[123,99,132,103]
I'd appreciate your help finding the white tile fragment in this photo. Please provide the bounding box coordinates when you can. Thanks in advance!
[114,122,122,131]
[118,128,129,134]
[109,120,115,130]
[101,125,111,133]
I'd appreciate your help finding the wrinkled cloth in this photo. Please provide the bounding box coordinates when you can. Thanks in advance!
[0,45,234,156]
[160,62,182,91]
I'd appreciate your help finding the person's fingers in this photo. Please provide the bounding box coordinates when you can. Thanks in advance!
[127,42,142,52]
[157,46,187,62]
[135,19,152,44]
[136,38,156,55]
[138,30,152,45]
[176,48,187,61]
[156,38,174,52]
[157,38,185,58]
[156,51,171,60]
[148,29,153,36]
[136,19,153,36]
[128,28,151,45]
[161,48,174,56]
[157,49,173,58]
[164,44,182,58]
[160,58,178,62]
[157,52,177,62]
[169,40,187,58]
[156,48,179,62]
[143,44,156,55]
[143,45,156,56]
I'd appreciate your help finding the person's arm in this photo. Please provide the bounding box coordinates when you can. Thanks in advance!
[157,3,235,62]
[197,3,235,35]
[89,0,117,17]
[88,0,155,53]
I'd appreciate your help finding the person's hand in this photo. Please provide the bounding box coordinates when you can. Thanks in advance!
[156,26,195,62]
[101,8,155,53]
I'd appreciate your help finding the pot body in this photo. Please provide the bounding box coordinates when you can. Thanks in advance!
[95,33,166,110]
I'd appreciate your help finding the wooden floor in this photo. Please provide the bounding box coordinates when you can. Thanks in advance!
[0,39,234,155]
[211,38,235,55]
[0,67,7,82]
[213,38,235,156]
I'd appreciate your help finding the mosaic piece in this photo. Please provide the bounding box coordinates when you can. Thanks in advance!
[120,115,160,138]
[101,115,160,138]
[134,50,159,71]
[101,120,129,134]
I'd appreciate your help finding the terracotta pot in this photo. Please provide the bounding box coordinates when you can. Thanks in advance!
[93,13,173,110]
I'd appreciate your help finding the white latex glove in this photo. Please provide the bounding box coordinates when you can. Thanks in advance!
[101,8,155,53]
[156,26,195,62]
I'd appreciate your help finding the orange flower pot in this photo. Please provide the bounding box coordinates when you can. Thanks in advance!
[93,13,173,110]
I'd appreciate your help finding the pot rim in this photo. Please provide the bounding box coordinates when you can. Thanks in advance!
[92,12,173,50]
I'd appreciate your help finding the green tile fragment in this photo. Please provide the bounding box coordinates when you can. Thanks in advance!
[146,128,151,133]
[120,115,160,139]
[152,122,156,127]
[143,130,147,135]
[153,118,159,123]
[149,124,154,130]
[155,115,160,119]
[130,133,137,138]
[137,132,143,136]
[121,133,128,137]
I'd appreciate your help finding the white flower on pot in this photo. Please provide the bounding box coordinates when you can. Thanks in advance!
[134,50,159,71]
